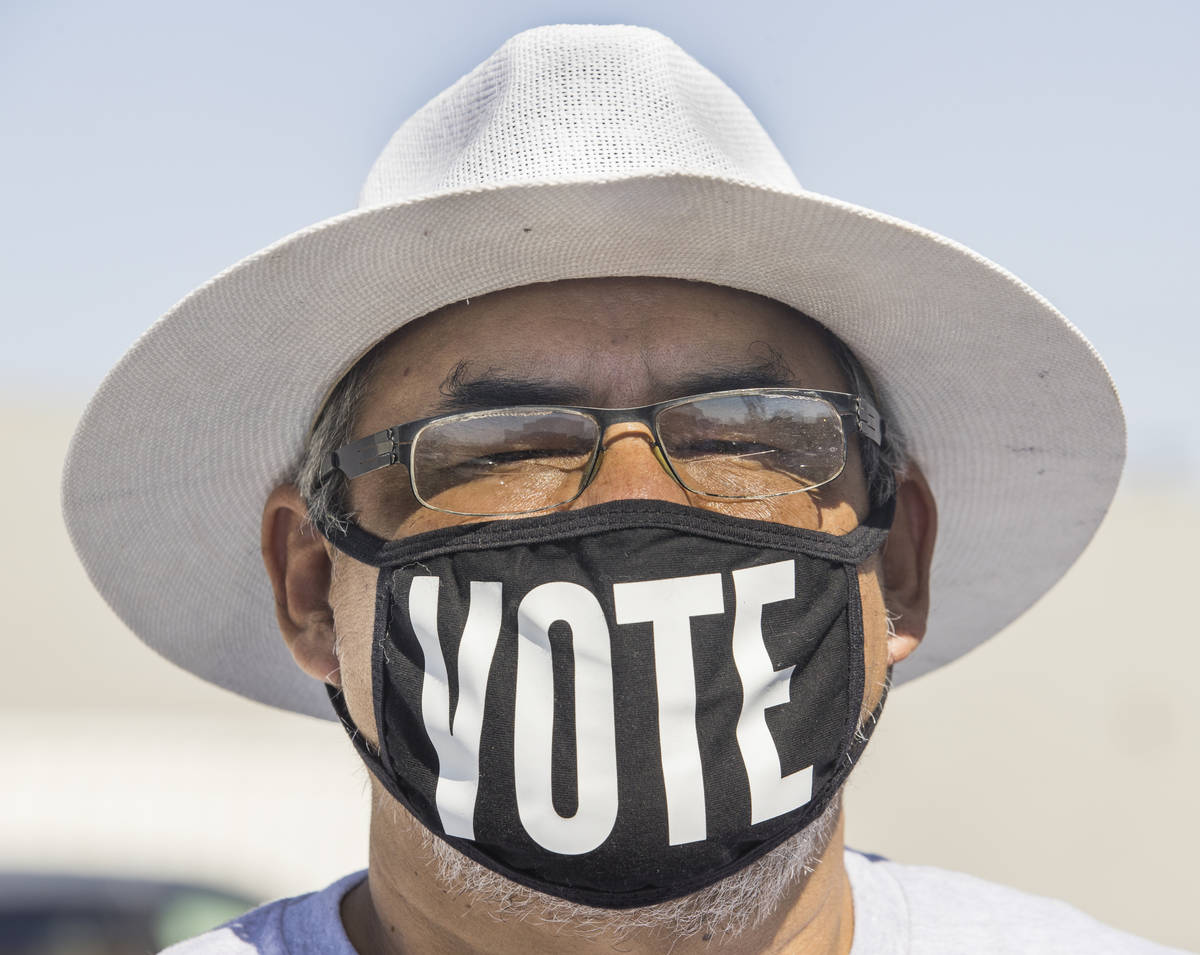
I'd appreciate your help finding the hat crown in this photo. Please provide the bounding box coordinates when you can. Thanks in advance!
[358,24,801,207]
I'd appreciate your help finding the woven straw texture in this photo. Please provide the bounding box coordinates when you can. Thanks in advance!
[62,25,1124,719]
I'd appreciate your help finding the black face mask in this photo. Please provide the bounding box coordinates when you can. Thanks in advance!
[323,496,893,909]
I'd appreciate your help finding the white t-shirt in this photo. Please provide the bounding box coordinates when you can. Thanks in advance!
[841,851,1188,954]
[164,850,1192,953]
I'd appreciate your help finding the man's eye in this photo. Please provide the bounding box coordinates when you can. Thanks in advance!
[672,439,778,460]
[465,448,578,468]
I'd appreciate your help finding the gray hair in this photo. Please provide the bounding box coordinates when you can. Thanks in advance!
[826,333,908,508]
[294,315,909,535]
[295,346,385,536]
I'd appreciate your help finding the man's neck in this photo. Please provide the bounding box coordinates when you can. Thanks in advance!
[341,797,855,955]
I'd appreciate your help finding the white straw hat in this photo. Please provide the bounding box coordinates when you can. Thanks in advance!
[62,24,1124,720]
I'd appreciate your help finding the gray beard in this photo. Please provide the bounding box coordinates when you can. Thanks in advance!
[387,788,843,943]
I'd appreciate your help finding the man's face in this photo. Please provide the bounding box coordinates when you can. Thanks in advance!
[323,277,898,750]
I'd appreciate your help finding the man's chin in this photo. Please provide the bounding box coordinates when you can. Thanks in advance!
[403,792,844,943]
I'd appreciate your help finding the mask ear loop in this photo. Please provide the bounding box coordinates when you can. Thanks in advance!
[326,566,412,788]
[328,673,391,778]
[323,562,396,773]
[855,663,893,756]
[849,676,890,762]
[320,516,394,566]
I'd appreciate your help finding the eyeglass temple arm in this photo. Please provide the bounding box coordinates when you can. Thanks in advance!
[321,428,407,481]
[855,396,883,446]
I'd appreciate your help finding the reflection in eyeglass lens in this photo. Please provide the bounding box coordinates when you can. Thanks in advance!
[657,394,845,499]
[413,411,600,515]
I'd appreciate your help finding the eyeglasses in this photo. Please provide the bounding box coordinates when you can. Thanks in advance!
[322,387,883,517]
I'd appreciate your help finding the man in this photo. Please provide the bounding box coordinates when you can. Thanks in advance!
[62,24,1180,954]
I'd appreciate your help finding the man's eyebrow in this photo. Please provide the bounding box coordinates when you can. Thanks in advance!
[435,363,591,412]
[665,366,799,397]
[434,353,802,413]
[667,344,799,396]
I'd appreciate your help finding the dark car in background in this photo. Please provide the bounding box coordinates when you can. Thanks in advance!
[1,873,256,954]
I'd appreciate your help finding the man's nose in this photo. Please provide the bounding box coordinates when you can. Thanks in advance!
[569,422,691,508]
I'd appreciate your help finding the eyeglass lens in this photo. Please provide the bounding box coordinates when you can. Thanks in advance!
[657,393,845,499]
[412,410,601,515]
[410,394,846,516]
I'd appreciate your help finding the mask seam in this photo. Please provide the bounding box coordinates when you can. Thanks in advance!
[328,497,894,569]
[374,568,396,778]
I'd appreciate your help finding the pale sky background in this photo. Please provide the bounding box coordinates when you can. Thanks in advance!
[2,0,1198,484]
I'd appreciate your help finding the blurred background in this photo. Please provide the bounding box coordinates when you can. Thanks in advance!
[2,0,1197,951]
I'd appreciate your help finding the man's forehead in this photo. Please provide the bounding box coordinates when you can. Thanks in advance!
[355,278,849,422]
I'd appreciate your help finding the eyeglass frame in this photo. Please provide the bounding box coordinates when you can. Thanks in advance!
[320,387,884,515]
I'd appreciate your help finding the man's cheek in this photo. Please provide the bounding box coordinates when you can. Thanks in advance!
[857,562,890,712]
[331,562,383,748]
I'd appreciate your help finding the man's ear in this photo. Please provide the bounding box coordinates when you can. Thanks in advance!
[261,484,341,686]
[880,463,937,666]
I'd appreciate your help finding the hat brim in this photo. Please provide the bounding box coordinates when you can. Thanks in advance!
[62,174,1124,720]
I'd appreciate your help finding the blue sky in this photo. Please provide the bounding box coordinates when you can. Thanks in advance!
[3,0,1197,479]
